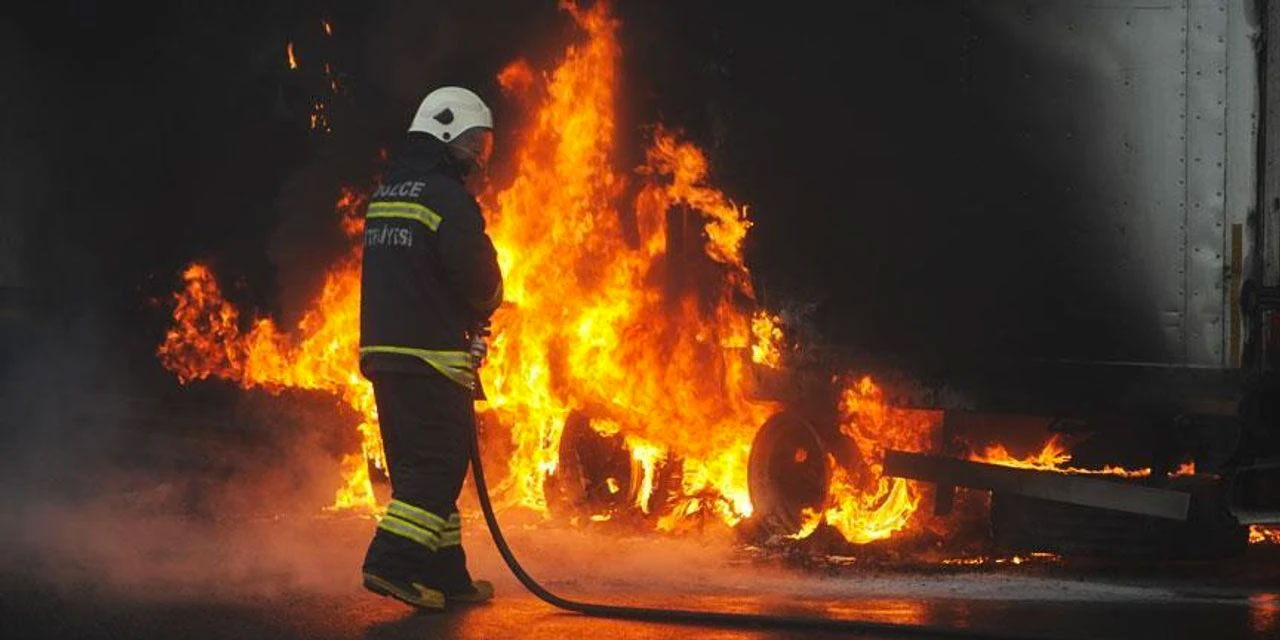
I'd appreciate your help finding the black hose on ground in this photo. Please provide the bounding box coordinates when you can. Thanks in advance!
[468,426,1046,639]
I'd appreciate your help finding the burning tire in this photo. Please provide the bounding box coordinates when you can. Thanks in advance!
[545,410,634,519]
[544,410,680,522]
[747,410,831,534]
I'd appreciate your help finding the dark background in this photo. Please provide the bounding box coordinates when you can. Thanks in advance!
[0,0,1132,402]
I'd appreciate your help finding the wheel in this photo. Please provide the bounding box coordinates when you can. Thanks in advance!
[747,411,831,534]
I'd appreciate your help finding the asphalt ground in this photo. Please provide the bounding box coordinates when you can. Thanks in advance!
[3,507,1278,640]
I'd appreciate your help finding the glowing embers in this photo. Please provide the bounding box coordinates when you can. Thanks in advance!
[939,552,1061,566]
[1250,525,1280,545]
[283,21,343,131]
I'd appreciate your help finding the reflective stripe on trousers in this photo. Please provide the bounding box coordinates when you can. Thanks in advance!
[377,499,462,551]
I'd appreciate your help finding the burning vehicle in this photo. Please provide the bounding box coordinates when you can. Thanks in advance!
[149,0,1280,563]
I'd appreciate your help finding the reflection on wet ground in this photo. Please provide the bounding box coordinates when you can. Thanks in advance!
[3,511,1278,640]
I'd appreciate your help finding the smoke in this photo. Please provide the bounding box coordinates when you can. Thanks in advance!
[456,514,1196,608]
[0,305,360,601]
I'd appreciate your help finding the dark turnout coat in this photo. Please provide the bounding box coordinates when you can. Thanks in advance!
[358,133,502,388]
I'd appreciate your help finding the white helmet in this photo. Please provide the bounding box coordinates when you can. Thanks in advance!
[408,86,493,143]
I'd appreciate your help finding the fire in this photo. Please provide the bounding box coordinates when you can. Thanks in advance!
[160,3,781,529]
[160,2,1225,554]
[750,312,783,368]
[1250,525,1280,545]
[309,101,330,132]
[970,435,1155,478]
[803,377,939,544]
[159,3,964,551]
[480,1,772,530]
[626,436,666,514]
[941,552,1061,566]
[497,59,536,97]
[158,188,381,511]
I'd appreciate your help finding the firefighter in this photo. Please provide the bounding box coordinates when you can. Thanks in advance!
[358,86,503,610]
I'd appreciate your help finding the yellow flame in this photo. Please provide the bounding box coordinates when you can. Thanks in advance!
[1250,525,1280,545]
[159,3,958,552]
[479,1,771,530]
[750,311,784,368]
[791,377,939,545]
[626,437,666,514]
[158,190,381,512]
[969,435,1196,479]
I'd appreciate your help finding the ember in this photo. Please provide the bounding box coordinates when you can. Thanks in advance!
[1250,525,1280,545]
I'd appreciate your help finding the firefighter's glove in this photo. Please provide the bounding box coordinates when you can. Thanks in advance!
[469,333,489,370]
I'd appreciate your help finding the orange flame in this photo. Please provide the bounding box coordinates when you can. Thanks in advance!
[480,2,772,530]
[161,3,784,531]
[968,435,1196,479]
[158,188,380,512]
[750,312,783,368]
[286,41,298,70]
[808,377,940,543]
[497,58,536,97]
[309,101,330,132]
[162,3,1184,553]
[1250,525,1280,545]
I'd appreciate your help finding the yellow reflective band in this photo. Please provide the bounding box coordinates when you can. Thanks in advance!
[378,515,440,550]
[367,201,442,231]
[387,500,449,532]
[438,530,462,547]
[439,514,461,535]
[359,346,475,389]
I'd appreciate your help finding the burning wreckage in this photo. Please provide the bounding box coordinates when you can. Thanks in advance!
[155,2,1280,563]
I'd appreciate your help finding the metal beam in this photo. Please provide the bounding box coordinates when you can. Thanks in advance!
[884,450,1190,521]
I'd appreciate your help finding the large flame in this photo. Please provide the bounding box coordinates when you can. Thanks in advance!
[159,3,776,529]
[156,2,952,546]
[480,2,771,527]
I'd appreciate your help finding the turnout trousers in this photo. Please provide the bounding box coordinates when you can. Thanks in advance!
[362,370,475,594]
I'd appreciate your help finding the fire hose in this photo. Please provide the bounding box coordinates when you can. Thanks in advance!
[467,414,1047,639]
